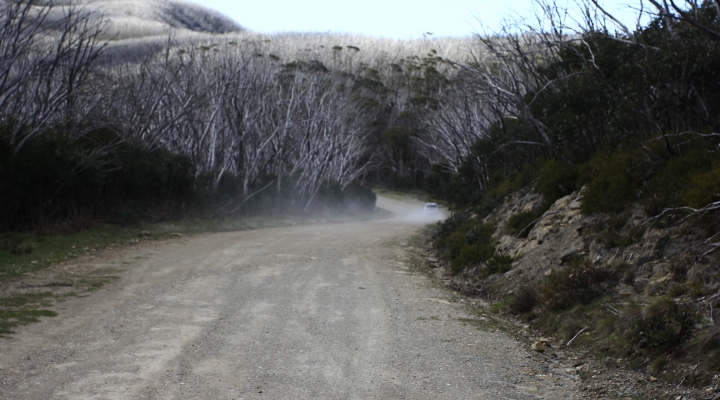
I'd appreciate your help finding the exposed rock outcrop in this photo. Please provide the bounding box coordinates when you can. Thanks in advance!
[446,188,719,307]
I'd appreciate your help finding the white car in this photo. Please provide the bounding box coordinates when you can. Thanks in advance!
[423,202,439,214]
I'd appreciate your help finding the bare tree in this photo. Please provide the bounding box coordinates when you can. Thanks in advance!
[0,0,106,150]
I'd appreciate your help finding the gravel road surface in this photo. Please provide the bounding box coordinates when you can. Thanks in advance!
[0,197,577,399]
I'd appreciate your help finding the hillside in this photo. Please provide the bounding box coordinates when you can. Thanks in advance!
[47,0,243,40]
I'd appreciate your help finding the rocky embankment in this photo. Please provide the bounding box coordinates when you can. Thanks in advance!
[449,189,718,313]
[432,189,720,398]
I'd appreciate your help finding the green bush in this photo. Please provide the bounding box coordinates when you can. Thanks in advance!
[433,211,471,242]
[486,170,534,201]
[487,253,514,274]
[310,181,377,214]
[506,207,546,238]
[699,328,720,370]
[434,218,506,276]
[538,159,579,203]
[580,150,645,214]
[649,355,669,375]
[107,141,196,214]
[643,148,717,215]
[0,133,196,231]
[508,285,538,314]
[596,225,646,249]
[682,168,720,210]
[539,262,615,311]
[622,298,694,352]
[445,223,497,275]
[503,159,579,238]
[0,233,36,255]
[337,182,377,212]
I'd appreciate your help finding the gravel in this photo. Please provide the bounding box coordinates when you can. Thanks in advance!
[0,197,578,399]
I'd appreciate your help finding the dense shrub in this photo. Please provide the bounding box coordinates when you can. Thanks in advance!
[508,285,538,314]
[107,141,196,214]
[444,223,497,275]
[539,262,615,311]
[643,148,716,214]
[0,127,380,232]
[485,171,535,202]
[579,150,645,214]
[505,207,547,238]
[622,298,694,352]
[340,182,377,212]
[682,168,720,210]
[487,253,514,275]
[0,133,196,231]
[433,211,471,241]
[537,159,579,203]
[698,327,720,371]
[433,217,509,276]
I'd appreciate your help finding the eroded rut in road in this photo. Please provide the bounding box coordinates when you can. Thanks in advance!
[0,197,577,399]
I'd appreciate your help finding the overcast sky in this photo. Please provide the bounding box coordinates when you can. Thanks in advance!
[190,0,643,39]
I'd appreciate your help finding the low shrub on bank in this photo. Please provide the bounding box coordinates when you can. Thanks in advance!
[433,215,511,276]
[537,159,579,203]
[505,207,547,238]
[508,285,538,314]
[621,298,695,353]
[539,261,616,311]
[579,150,645,215]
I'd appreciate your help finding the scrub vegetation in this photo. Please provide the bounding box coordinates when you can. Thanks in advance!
[2,0,720,387]
[423,0,720,388]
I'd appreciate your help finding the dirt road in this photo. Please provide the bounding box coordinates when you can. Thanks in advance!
[0,197,577,399]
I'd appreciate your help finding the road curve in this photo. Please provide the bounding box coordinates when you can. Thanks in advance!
[0,197,577,399]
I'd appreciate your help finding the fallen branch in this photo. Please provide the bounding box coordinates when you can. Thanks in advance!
[605,302,620,315]
[711,302,714,325]
[566,326,589,347]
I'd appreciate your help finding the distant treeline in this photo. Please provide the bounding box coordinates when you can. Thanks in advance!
[4,0,719,236]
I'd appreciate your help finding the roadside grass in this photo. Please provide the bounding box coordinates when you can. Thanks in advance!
[405,227,440,275]
[0,212,390,282]
[0,209,390,336]
[0,292,57,336]
[0,310,58,336]
[405,228,526,338]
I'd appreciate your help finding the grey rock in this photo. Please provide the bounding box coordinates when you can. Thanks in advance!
[645,278,668,295]
[522,198,544,212]
[687,264,708,284]
[635,254,660,266]
[569,199,582,210]
[633,277,650,291]
[663,240,687,258]
[652,263,671,278]
[560,247,579,264]
[653,237,668,254]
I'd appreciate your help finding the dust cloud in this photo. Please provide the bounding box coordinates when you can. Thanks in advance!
[375,196,447,224]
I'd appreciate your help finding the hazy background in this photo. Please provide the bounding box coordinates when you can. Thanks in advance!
[189,0,643,38]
